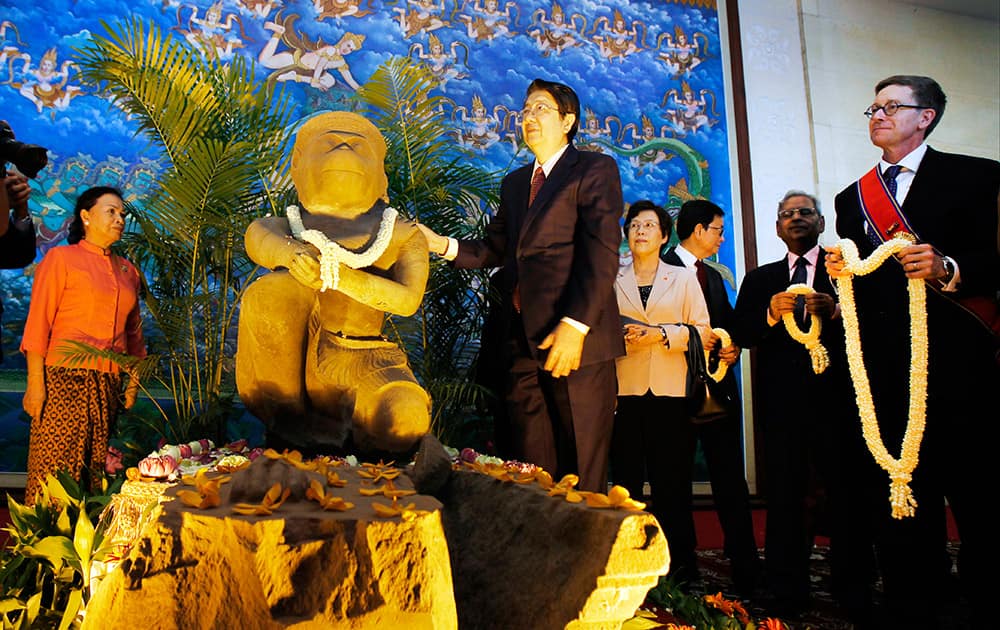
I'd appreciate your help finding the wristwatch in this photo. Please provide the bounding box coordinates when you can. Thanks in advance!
[941,257,955,283]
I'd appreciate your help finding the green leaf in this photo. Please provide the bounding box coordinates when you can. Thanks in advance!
[21,536,75,572]
[73,510,96,566]
[58,588,83,630]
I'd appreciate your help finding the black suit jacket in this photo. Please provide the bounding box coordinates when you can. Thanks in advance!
[0,222,37,360]
[454,145,625,366]
[835,146,999,437]
[662,245,741,401]
[662,246,735,331]
[731,251,847,409]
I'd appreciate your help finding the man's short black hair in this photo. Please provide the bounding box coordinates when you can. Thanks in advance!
[675,199,724,241]
[526,79,580,143]
[875,75,947,137]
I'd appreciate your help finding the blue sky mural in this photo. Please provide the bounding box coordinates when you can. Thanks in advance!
[1,0,732,357]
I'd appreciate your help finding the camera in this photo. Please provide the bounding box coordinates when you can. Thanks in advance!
[0,120,48,179]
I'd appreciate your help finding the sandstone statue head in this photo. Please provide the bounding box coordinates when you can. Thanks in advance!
[290,112,390,216]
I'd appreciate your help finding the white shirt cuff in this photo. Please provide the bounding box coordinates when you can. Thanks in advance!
[441,236,458,261]
[561,316,590,335]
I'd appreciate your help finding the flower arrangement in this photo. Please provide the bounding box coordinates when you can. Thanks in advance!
[638,576,790,630]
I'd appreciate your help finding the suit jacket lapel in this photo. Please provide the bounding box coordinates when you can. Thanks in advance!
[662,247,684,268]
[617,264,646,320]
[644,261,677,315]
[519,146,579,249]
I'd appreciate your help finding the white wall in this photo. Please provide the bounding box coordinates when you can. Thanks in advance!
[739,0,1000,265]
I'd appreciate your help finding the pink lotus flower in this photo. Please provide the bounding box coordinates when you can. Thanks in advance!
[248,447,264,461]
[226,439,248,452]
[105,446,124,475]
[460,447,478,463]
[179,443,193,459]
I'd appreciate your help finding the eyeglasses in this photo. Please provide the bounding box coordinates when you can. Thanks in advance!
[863,101,925,118]
[705,225,724,233]
[520,102,560,119]
[777,207,818,220]
[627,220,660,232]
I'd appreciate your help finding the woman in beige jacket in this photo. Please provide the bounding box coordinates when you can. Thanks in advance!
[611,199,710,587]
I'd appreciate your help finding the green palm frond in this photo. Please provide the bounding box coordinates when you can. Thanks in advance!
[355,57,500,447]
[71,18,295,442]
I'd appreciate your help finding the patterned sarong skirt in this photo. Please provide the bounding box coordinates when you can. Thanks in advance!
[25,366,121,505]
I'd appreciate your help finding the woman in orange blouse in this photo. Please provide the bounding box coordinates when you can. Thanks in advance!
[21,186,146,504]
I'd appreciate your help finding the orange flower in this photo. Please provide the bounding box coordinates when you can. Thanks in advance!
[371,496,429,521]
[306,479,355,512]
[359,479,417,498]
[533,470,554,489]
[547,474,585,503]
[263,448,316,471]
[703,592,748,621]
[760,619,787,630]
[358,461,401,483]
[326,471,349,487]
[581,485,646,511]
[232,482,291,515]
[176,469,230,509]
[665,625,697,630]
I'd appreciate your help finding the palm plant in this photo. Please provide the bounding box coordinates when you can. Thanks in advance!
[354,57,501,447]
[70,18,296,445]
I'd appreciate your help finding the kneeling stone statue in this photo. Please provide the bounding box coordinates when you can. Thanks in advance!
[236,112,431,454]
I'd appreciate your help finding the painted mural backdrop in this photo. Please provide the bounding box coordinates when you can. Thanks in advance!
[1,0,732,354]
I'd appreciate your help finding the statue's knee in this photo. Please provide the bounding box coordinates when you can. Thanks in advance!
[354,382,431,452]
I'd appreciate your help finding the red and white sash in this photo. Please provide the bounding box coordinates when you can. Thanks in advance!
[856,166,999,339]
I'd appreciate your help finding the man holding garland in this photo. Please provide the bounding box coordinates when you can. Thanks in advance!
[826,75,999,628]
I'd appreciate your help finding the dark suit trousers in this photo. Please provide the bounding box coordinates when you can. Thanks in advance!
[611,393,698,582]
[504,314,617,493]
[696,388,762,588]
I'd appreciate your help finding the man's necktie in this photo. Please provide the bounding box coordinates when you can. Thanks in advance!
[528,166,545,206]
[514,167,546,313]
[694,259,708,292]
[883,164,903,199]
[790,256,809,324]
[868,164,903,247]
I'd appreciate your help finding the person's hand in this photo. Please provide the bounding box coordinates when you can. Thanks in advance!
[897,243,945,280]
[23,379,45,419]
[718,343,741,366]
[288,250,325,290]
[539,321,585,378]
[416,223,448,256]
[824,246,849,278]
[3,173,30,215]
[768,291,797,320]
[124,369,140,410]
[805,292,837,319]
[623,323,663,348]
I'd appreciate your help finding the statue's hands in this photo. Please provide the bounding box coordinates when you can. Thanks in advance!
[416,223,448,257]
[538,321,585,379]
[288,250,325,290]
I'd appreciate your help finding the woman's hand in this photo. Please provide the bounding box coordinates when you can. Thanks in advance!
[23,378,45,419]
[124,370,140,410]
[623,323,664,348]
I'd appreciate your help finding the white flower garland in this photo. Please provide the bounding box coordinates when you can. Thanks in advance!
[782,283,830,374]
[286,205,398,292]
[706,327,731,382]
[836,236,927,519]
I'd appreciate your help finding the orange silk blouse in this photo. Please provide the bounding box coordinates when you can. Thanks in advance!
[21,240,146,373]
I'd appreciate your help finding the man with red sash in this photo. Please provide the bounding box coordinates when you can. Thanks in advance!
[826,75,999,628]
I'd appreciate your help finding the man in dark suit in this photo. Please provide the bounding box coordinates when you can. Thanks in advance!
[732,191,853,616]
[1,171,36,363]
[419,79,624,492]
[826,75,999,627]
[661,199,762,595]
